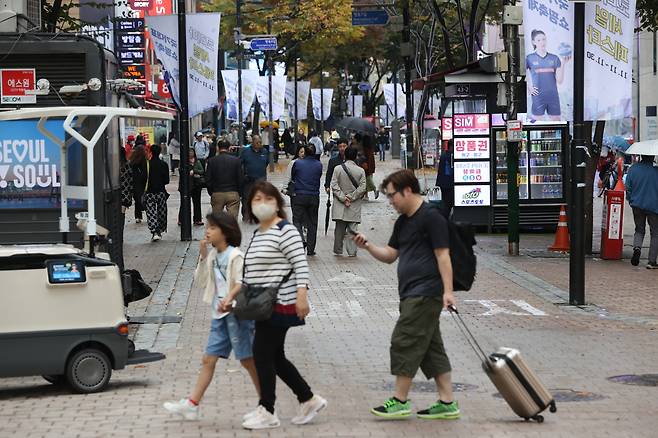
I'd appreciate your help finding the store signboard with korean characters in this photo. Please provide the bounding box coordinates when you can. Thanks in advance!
[452,113,492,208]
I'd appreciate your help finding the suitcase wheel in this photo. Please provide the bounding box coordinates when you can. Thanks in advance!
[532,415,544,423]
[549,402,557,413]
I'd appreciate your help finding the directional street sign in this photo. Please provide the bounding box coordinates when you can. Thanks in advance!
[351,9,390,26]
[358,82,372,91]
[250,37,278,51]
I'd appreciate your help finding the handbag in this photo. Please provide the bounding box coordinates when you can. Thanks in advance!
[233,230,293,321]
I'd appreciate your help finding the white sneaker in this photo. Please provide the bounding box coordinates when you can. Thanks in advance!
[291,395,327,425]
[242,406,260,421]
[152,234,161,241]
[242,406,280,430]
[135,218,142,223]
[163,398,199,420]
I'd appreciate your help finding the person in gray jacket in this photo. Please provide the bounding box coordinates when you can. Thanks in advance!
[330,146,367,257]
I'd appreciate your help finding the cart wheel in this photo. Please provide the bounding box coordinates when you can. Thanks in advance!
[42,375,65,385]
[549,403,557,413]
[66,348,112,394]
[127,339,135,357]
[534,415,544,423]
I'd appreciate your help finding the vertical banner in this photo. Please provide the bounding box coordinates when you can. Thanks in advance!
[379,104,390,125]
[255,75,288,121]
[348,95,363,117]
[584,0,635,120]
[186,13,221,117]
[284,81,310,120]
[311,88,333,120]
[271,75,287,121]
[146,14,180,106]
[221,70,238,120]
[413,90,423,121]
[523,0,574,121]
[383,83,406,119]
[240,70,259,120]
[255,75,270,118]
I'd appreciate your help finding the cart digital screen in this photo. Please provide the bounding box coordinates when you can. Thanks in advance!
[46,260,86,284]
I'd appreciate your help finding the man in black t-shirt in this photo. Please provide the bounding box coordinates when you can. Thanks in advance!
[353,169,459,421]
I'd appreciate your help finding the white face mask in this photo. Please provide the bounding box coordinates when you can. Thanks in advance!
[252,202,277,221]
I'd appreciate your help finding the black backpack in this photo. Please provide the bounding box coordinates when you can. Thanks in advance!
[427,202,477,291]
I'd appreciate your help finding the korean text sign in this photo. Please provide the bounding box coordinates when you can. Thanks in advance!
[1,69,36,105]
[454,137,490,159]
[584,0,635,120]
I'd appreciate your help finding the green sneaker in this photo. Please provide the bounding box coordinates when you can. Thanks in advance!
[370,397,412,419]
[417,400,460,420]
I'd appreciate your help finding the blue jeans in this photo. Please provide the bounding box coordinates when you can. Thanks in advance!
[206,314,255,360]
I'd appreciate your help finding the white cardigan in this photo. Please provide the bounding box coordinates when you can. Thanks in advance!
[194,246,244,305]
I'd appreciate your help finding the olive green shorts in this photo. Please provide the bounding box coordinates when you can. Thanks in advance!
[390,296,452,379]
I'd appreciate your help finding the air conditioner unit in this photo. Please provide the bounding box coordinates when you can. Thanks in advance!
[0,0,40,33]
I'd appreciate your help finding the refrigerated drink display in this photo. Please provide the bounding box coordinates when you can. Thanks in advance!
[495,130,528,201]
[528,129,563,199]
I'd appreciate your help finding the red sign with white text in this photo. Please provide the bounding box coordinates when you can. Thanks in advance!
[442,117,453,140]
[130,0,152,11]
[157,79,172,98]
[1,69,36,104]
[453,114,490,136]
[148,0,172,15]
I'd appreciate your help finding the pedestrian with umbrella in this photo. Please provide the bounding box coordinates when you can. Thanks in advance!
[330,146,366,257]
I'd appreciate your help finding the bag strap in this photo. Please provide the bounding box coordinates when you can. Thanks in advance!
[144,160,150,192]
[242,227,293,287]
[341,162,359,190]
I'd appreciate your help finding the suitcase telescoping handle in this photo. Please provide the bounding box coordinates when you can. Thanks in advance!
[448,305,492,369]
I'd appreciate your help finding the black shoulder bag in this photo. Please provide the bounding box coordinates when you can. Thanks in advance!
[341,162,360,190]
[233,224,293,321]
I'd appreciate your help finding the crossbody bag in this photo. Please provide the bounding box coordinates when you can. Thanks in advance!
[233,224,293,321]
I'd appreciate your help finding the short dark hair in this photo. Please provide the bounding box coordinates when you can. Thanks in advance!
[205,212,242,247]
[641,155,654,161]
[381,169,420,194]
[345,146,358,161]
[294,144,305,159]
[151,144,161,157]
[246,181,288,224]
[217,139,230,150]
[337,138,348,146]
[305,144,316,156]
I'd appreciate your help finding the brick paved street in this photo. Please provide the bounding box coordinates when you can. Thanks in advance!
[1,154,658,438]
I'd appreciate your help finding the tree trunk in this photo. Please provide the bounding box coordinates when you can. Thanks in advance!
[584,120,605,254]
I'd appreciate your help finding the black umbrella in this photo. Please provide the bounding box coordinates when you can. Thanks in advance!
[336,117,377,136]
[324,197,332,235]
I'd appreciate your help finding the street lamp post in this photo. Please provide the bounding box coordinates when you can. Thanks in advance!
[267,18,276,169]
[236,0,244,147]
[570,2,586,305]
[177,0,191,241]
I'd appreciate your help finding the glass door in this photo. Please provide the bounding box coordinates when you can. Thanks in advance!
[495,130,528,201]
[528,129,563,200]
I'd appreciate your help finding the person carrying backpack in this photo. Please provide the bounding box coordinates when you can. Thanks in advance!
[352,169,460,421]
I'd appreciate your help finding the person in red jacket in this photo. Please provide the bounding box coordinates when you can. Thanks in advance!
[125,135,136,159]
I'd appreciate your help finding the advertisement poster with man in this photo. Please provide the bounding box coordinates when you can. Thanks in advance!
[523,0,574,122]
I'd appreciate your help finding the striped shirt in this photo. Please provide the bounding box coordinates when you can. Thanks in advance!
[243,220,309,326]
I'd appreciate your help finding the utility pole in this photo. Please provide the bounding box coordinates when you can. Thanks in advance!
[320,71,324,142]
[293,55,298,137]
[570,2,586,305]
[236,0,244,147]
[267,18,275,170]
[503,1,521,255]
[177,0,191,241]
[402,0,414,167]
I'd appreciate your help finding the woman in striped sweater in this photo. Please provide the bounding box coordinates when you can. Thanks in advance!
[222,181,327,430]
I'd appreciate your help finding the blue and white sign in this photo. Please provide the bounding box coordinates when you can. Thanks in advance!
[358,82,371,92]
[250,37,277,51]
[0,120,82,209]
[352,10,389,26]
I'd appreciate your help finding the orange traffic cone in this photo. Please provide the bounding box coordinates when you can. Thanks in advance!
[613,157,625,191]
[549,205,570,252]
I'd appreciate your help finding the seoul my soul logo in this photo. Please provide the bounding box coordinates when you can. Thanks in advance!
[0,139,59,189]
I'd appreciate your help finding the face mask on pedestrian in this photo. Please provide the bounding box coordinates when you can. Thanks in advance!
[251,201,277,221]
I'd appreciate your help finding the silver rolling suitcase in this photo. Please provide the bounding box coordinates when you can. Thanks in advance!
[450,306,557,422]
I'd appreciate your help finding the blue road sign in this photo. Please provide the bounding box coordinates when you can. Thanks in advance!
[351,9,389,26]
[358,82,372,91]
[250,37,278,51]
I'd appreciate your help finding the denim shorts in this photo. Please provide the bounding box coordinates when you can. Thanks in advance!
[206,314,255,360]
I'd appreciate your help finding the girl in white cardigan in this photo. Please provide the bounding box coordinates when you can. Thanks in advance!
[163,212,260,421]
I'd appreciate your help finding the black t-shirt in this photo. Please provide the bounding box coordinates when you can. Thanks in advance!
[388,202,449,299]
